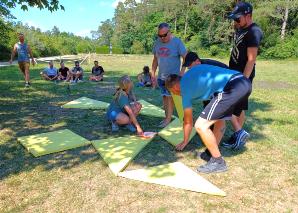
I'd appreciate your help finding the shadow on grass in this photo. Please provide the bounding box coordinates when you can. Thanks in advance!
[0,66,281,179]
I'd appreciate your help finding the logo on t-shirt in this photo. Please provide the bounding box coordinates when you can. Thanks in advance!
[231,31,248,64]
[157,47,170,58]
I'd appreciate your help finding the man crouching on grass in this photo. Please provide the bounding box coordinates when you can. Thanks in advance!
[165,52,252,173]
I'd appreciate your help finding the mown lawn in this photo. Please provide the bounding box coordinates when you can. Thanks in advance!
[0,55,297,212]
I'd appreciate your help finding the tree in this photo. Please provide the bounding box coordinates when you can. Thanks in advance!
[97,19,114,46]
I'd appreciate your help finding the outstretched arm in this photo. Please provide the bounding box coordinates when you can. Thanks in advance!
[124,105,143,135]
[176,108,193,151]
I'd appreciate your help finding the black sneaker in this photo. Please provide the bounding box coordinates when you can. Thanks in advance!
[194,149,211,162]
[221,132,237,149]
[197,157,228,173]
[25,82,30,87]
[234,129,250,150]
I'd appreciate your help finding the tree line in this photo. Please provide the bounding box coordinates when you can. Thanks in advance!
[1,0,298,60]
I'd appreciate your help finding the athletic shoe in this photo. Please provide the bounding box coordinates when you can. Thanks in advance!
[234,129,250,150]
[194,149,211,162]
[197,157,228,173]
[111,122,119,132]
[126,124,136,132]
[221,132,237,149]
[77,79,83,83]
[25,82,30,87]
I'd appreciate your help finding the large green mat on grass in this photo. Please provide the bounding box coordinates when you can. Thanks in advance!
[92,135,154,175]
[158,118,197,146]
[171,93,184,123]
[138,99,165,117]
[18,129,90,157]
[119,162,226,196]
[62,97,109,109]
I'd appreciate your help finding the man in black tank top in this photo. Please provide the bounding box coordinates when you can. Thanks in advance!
[223,2,263,149]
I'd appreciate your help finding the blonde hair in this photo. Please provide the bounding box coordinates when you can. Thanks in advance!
[114,75,132,101]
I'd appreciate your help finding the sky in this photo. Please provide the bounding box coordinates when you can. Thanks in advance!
[11,0,125,38]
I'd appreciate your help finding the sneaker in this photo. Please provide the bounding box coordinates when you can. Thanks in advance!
[194,149,211,162]
[25,82,30,87]
[77,79,83,83]
[234,129,250,150]
[70,80,76,84]
[221,132,237,149]
[111,122,119,132]
[126,124,136,132]
[197,157,228,173]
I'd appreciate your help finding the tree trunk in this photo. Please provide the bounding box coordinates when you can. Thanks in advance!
[184,11,188,37]
[174,15,177,33]
[281,0,289,40]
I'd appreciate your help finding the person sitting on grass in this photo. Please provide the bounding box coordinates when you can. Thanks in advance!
[89,60,104,82]
[137,66,152,87]
[106,75,143,135]
[58,61,70,81]
[40,61,58,81]
[70,61,84,83]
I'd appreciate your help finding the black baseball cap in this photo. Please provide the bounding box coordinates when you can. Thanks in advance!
[228,2,253,20]
[183,52,200,67]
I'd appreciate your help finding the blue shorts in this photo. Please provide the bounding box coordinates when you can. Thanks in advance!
[106,110,121,122]
[157,79,171,97]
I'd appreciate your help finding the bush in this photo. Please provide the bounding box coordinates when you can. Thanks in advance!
[130,41,145,54]
[263,39,297,59]
[210,45,220,56]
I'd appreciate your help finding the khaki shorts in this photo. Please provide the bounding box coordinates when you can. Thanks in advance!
[18,62,30,73]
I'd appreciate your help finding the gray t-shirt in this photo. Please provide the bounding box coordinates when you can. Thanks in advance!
[153,37,187,80]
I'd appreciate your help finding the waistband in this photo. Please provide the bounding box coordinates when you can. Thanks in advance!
[229,73,244,82]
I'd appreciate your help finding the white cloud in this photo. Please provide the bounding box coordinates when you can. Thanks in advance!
[75,29,91,38]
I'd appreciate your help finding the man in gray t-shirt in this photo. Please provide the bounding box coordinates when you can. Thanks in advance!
[152,22,187,127]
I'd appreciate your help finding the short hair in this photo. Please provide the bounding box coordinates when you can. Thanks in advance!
[75,61,79,64]
[49,61,53,65]
[165,74,181,90]
[94,60,98,63]
[60,61,64,64]
[143,66,149,74]
[158,22,170,30]
[18,32,24,36]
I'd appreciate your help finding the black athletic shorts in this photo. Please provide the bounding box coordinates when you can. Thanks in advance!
[200,74,252,120]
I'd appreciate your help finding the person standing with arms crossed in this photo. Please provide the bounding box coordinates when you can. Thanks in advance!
[222,2,263,149]
[151,23,187,128]
[9,33,35,87]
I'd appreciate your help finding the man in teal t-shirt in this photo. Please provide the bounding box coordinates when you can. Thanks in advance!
[165,52,252,174]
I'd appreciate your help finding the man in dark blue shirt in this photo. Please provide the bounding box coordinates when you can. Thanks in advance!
[165,52,252,173]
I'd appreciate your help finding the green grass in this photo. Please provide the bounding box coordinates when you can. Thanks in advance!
[0,55,298,212]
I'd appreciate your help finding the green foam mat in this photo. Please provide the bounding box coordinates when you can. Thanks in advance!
[119,162,226,196]
[138,100,165,117]
[62,97,109,109]
[92,135,154,175]
[171,93,184,123]
[18,129,90,157]
[158,118,196,146]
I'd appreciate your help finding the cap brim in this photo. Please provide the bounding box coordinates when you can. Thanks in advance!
[228,13,242,20]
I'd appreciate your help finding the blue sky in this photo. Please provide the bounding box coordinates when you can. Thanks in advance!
[11,0,123,38]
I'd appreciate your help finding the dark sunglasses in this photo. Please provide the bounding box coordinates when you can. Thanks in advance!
[234,18,241,23]
[158,31,169,38]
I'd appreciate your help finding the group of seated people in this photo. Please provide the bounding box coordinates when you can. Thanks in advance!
[41,60,104,83]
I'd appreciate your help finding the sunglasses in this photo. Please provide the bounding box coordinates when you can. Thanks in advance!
[234,18,241,23]
[158,31,169,38]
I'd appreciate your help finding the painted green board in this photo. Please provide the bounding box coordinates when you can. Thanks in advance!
[62,97,109,109]
[92,135,154,175]
[138,100,165,117]
[18,129,90,157]
[119,162,226,196]
[158,118,196,146]
[171,93,184,123]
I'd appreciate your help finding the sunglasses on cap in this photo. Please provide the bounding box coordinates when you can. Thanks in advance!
[158,31,169,38]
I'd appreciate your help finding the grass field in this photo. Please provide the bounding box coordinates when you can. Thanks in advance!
[0,55,298,212]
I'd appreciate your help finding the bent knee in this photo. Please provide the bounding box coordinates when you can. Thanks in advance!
[195,117,212,132]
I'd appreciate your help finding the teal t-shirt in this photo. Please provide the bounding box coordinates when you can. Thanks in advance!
[181,64,240,109]
[107,90,130,114]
